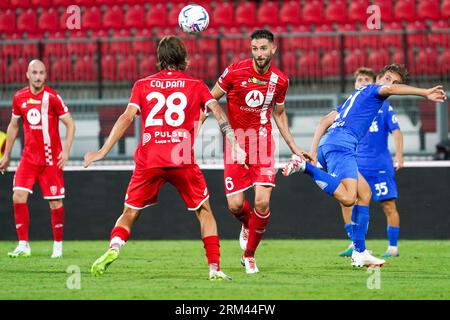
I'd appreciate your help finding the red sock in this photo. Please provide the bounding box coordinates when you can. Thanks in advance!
[14,203,29,241]
[202,235,220,270]
[245,208,271,258]
[109,226,130,249]
[51,206,65,242]
[232,200,252,228]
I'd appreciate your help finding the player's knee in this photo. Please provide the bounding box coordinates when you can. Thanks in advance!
[49,200,63,210]
[358,190,372,205]
[12,191,28,204]
[227,201,244,215]
[382,200,397,216]
[254,198,270,214]
[341,193,357,207]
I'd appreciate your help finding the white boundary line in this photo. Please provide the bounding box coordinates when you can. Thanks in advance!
[3,161,450,172]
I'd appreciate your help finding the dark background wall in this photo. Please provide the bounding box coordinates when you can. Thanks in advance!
[0,168,449,240]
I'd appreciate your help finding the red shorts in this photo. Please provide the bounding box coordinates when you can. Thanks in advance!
[125,165,209,211]
[223,135,277,196]
[13,159,65,199]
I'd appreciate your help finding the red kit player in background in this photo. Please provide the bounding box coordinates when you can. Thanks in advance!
[0,60,76,258]
[85,36,245,280]
[210,29,311,274]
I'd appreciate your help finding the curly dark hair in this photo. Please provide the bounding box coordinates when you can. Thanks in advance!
[157,36,188,71]
[378,64,408,83]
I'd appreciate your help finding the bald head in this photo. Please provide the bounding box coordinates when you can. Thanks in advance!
[27,59,46,93]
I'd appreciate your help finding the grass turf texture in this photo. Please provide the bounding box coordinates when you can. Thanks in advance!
[0,240,449,300]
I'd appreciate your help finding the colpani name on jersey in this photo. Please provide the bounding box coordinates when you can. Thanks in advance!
[150,80,185,89]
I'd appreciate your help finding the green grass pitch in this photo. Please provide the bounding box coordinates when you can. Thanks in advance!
[0,240,449,300]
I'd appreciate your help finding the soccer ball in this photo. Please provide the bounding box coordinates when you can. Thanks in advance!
[178,4,209,34]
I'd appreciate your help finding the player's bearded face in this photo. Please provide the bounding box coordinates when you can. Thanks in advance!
[27,67,46,91]
[251,39,276,72]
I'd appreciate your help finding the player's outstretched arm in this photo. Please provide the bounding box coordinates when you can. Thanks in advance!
[0,117,20,174]
[84,105,137,168]
[309,110,338,165]
[58,113,75,169]
[379,84,447,102]
[272,103,312,162]
[207,100,247,166]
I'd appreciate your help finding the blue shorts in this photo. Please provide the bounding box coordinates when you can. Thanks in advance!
[317,144,359,180]
[360,169,398,202]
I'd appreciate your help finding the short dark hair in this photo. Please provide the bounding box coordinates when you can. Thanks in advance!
[157,36,188,71]
[354,67,376,82]
[378,64,408,83]
[250,29,274,43]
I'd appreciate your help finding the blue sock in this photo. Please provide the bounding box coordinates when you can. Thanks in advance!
[344,224,353,241]
[387,226,400,246]
[351,205,369,253]
[304,162,340,196]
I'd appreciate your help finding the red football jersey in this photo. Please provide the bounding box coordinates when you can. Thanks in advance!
[216,59,289,143]
[12,85,69,166]
[129,69,215,169]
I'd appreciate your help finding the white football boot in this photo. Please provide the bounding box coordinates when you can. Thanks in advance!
[351,250,386,268]
[51,241,63,258]
[241,256,259,274]
[282,154,306,176]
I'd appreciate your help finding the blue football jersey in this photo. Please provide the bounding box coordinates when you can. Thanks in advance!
[319,84,390,150]
[357,101,400,174]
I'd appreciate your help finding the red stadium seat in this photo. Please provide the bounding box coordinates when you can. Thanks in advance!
[101,54,116,81]
[82,6,102,30]
[321,50,340,76]
[17,9,38,33]
[168,3,186,27]
[235,1,257,26]
[0,60,7,84]
[394,0,417,22]
[359,25,382,48]
[50,57,73,81]
[211,1,234,27]
[109,30,132,55]
[10,0,30,8]
[67,31,97,56]
[31,0,51,7]
[311,24,338,49]
[45,32,67,57]
[257,1,279,26]
[282,51,299,77]
[302,0,324,24]
[132,29,157,54]
[372,0,394,22]
[146,3,169,27]
[438,50,450,74]
[443,0,450,19]
[406,21,427,47]
[344,49,367,75]
[367,49,390,71]
[220,27,245,53]
[348,0,369,23]
[390,49,414,68]
[380,21,403,47]
[7,58,27,83]
[298,50,321,77]
[0,9,16,35]
[124,4,146,29]
[280,0,302,25]
[198,27,219,54]
[38,8,59,32]
[53,0,72,7]
[325,0,347,24]
[98,107,134,139]
[23,34,40,57]
[337,23,359,49]
[2,34,23,58]
[428,20,450,47]
[0,0,9,9]
[73,55,97,81]
[138,55,157,78]
[417,0,440,20]
[283,25,312,51]
[414,48,438,75]
[103,5,124,30]
[117,55,137,81]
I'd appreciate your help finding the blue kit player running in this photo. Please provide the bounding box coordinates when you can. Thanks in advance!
[335,68,404,258]
[283,64,446,268]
